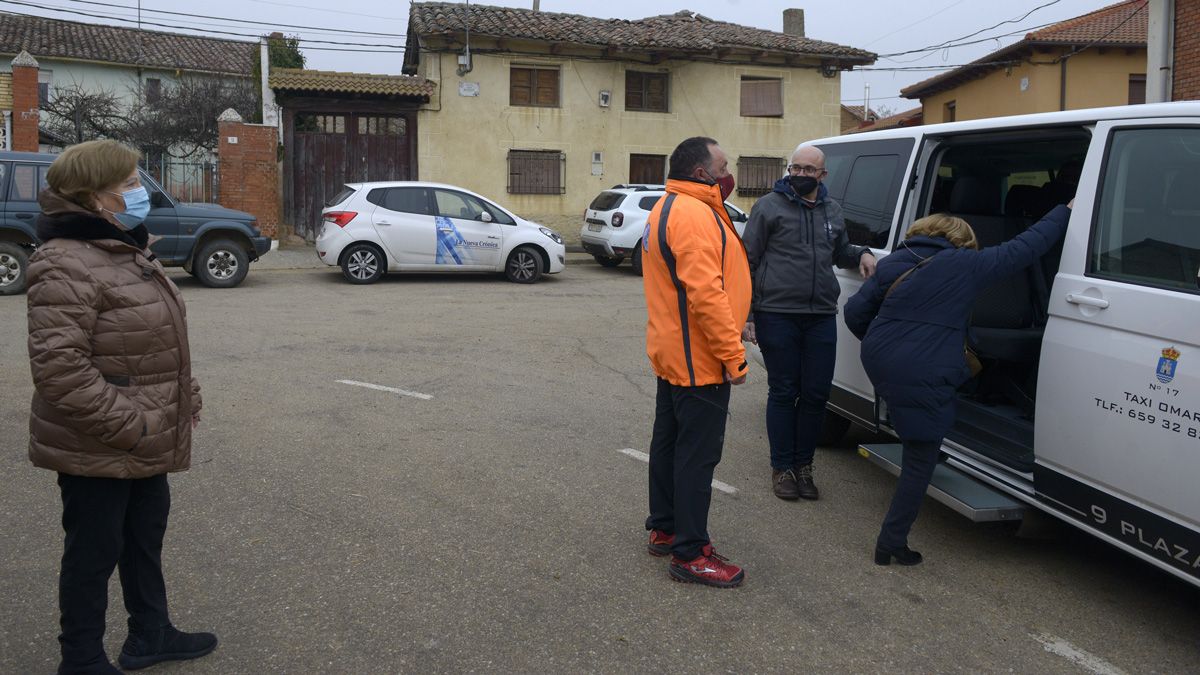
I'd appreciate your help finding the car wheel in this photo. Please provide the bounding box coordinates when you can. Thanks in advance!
[0,242,30,296]
[817,410,853,447]
[594,254,624,268]
[505,246,542,284]
[194,239,250,288]
[631,245,643,276]
[341,243,385,284]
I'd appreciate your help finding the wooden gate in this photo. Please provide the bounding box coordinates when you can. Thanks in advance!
[288,112,414,240]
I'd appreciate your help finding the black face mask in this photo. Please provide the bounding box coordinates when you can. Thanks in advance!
[789,175,820,197]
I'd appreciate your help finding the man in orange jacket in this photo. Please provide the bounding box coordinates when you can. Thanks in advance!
[642,137,752,588]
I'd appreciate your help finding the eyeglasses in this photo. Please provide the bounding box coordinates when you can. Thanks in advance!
[787,164,827,176]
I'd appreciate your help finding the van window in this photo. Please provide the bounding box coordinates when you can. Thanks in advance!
[1090,127,1200,294]
[816,138,914,249]
[10,163,49,201]
[0,163,8,201]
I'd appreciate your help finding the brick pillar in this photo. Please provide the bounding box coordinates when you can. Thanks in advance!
[217,109,281,239]
[10,51,39,152]
[1174,1,1200,100]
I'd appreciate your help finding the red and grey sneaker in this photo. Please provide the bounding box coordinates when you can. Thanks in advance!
[647,530,675,557]
[669,544,744,588]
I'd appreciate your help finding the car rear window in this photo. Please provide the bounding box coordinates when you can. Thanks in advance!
[588,192,626,211]
[325,186,356,207]
[637,196,662,211]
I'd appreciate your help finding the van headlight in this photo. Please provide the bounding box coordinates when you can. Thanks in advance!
[539,227,563,245]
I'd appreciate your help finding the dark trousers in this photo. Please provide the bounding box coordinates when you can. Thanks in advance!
[645,378,731,561]
[755,311,837,470]
[57,472,171,669]
[877,439,942,549]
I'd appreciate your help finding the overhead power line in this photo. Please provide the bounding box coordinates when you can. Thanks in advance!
[878,0,1064,58]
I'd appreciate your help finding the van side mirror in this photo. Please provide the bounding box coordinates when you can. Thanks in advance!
[480,211,494,223]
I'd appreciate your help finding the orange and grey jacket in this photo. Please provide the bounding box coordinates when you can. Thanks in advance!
[642,178,752,387]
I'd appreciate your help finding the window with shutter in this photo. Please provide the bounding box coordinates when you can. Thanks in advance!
[508,150,565,194]
[739,78,783,117]
[511,67,560,107]
[625,71,669,113]
[1128,74,1147,105]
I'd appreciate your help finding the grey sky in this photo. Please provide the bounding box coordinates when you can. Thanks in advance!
[9,0,1122,114]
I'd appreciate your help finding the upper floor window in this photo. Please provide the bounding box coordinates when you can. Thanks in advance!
[510,67,560,108]
[944,100,957,123]
[740,77,782,118]
[145,78,162,104]
[37,70,52,108]
[625,71,668,113]
[1128,74,1147,105]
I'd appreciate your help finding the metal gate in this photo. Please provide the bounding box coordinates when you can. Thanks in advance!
[288,112,413,240]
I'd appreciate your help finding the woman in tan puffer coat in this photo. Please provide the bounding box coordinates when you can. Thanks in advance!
[27,140,216,675]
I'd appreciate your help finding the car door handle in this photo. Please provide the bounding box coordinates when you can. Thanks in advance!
[487,235,500,240]
[376,220,392,226]
[1065,293,1110,309]
[16,213,34,220]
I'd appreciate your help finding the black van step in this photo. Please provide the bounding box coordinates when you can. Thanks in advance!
[858,444,1027,522]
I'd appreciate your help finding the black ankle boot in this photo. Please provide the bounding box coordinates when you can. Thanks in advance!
[874,543,923,566]
[118,625,218,670]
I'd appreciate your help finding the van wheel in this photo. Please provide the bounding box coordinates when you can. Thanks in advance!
[594,254,623,268]
[0,242,30,295]
[632,245,643,276]
[817,411,852,447]
[341,243,385,284]
[194,239,250,288]
[505,246,542,284]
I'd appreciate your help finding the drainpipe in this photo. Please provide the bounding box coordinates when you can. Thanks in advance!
[1060,56,1068,111]
[1147,0,1175,102]
[3,111,10,150]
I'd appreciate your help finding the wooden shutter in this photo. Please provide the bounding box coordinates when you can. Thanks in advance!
[1129,74,1147,105]
[625,71,644,110]
[740,79,783,117]
[508,150,564,194]
[736,156,784,197]
[629,154,666,184]
[535,69,559,106]
[510,68,532,106]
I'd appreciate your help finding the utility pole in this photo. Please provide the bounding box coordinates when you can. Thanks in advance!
[260,37,280,139]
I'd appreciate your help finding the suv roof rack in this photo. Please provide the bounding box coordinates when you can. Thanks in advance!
[609,184,665,191]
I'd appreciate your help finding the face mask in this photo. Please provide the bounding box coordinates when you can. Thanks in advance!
[105,186,151,228]
[716,174,736,201]
[789,175,820,198]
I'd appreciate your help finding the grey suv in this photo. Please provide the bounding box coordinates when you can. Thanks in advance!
[0,151,271,295]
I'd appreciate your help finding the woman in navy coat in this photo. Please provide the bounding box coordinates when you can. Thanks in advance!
[843,202,1072,565]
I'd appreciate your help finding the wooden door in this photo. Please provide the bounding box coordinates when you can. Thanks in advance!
[629,154,666,185]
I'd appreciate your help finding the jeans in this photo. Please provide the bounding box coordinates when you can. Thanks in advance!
[645,378,731,561]
[754,311,837,470]
[57,473,171,670]
[877,439,942,549]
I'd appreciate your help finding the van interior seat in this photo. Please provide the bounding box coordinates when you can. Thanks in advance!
[948,178,1043,366]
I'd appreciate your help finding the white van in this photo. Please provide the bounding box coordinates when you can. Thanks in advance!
[802,102,1200,588]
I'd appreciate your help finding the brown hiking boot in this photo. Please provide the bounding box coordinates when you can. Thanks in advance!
[794,463,820,500]
[772,469,800,500]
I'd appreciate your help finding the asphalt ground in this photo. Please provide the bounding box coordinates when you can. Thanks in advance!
[2,253,1198,673]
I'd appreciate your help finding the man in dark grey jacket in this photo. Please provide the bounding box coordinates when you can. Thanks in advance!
[742,145,876,501]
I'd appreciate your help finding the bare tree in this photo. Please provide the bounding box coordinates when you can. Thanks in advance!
[41,81,130,145]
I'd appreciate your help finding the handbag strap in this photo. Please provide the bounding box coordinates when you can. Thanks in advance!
[884,255,935,300]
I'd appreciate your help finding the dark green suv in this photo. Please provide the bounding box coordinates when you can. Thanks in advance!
[0,151,271,295]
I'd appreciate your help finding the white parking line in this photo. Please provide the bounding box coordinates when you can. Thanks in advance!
[1031,633,1126,675]
[337,380,434,401]
[617,448,738,495]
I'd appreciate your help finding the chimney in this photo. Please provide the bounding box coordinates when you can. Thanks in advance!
[10,50,39,153]
[783,8,804,37]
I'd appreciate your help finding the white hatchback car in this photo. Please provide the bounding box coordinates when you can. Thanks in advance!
[580,184,749,274]
[317,181,566,284]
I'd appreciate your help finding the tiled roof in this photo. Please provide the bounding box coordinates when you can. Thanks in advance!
[1027,0,1148,45]
[903,0,1147,99]
[846,107,923,134]
[270,69,436,98]
[841,105,878,121]
[0,12,255,75]
[407,3,875,62]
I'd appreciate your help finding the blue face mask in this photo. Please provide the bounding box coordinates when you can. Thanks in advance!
[106,186,151,228]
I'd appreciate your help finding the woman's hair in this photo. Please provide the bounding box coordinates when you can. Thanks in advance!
[906,213,979,250]
[46,140,141,209]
